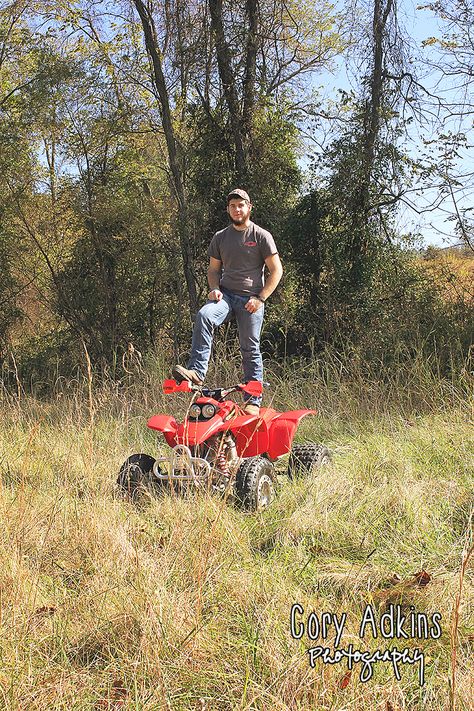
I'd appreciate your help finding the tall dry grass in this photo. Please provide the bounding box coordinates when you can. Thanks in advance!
[0,350,472,709]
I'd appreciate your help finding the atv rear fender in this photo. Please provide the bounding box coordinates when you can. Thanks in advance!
[234,409,316,459]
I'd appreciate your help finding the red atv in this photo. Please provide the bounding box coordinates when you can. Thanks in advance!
[117,379,330,511]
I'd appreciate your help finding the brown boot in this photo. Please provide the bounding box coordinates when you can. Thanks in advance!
[243,404,260,416]
[172,365,203,385]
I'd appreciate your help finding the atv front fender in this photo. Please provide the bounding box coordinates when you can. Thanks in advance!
[147,415,178,447]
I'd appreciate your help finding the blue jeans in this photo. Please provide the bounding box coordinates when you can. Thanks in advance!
[188,290,264,405]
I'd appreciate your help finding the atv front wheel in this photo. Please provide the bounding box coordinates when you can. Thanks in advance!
[288,443,331,479]
[235,456,275,511]
[117,453,161,497]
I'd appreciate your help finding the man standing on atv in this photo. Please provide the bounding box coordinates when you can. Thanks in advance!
[173,189,283,415]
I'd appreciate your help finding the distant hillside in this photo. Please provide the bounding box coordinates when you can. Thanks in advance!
[420,247,474,304]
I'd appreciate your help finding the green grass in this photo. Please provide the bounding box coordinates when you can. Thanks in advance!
[0,359,472,710]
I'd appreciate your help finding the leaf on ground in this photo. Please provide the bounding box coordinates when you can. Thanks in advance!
[111,680,128,698]
[373,569,433,606]
[95,699,126,710]
[338,670,352,689]
[33,606,56,617]
[413,570,431,587]
[387,573,402,586]
[94,679,128,710]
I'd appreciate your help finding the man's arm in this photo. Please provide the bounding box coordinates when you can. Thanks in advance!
[259,253,283,300]
[245,253,283,313]
[207,257,223,300]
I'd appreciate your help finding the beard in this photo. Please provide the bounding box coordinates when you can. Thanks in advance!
[231,210,250,226]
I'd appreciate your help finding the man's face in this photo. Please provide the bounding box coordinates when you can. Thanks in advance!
[227,198,252,226]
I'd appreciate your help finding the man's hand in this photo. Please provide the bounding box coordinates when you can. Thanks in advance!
[207,258,223,301]
[208,289,223,301]
[245,296,263,314]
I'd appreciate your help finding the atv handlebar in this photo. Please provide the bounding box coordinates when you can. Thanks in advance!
[162,379,264,400]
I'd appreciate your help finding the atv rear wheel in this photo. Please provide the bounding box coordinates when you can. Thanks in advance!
[288,443,331,479]
[235,456,275,511]
[117,453,161,497]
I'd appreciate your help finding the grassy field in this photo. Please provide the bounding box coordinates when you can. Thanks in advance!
[0,356,472,710]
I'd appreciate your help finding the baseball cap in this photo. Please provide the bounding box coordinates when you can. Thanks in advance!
[227,188,251,204]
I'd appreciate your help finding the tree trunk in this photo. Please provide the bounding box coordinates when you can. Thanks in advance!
[132,0,198,316]
[348,0,394,289]
[363,0,393,194]
[242,0,258,141]
[208,0,247,182]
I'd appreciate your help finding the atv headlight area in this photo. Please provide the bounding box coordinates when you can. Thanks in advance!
[189,403,201,418]
[187,401,218,420]
[201,403,217,419]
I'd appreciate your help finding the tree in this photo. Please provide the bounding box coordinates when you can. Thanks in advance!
[0,3,58,352]
[0,1,184,372]
[316,0,414,294]
[129,0,345,310]
[131,0,199,317]
[0,0,348,376]
[419,0,474,251]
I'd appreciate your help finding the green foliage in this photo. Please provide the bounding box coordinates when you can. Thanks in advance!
[274,184,474,373]
[0,0,472,387]
[246,103,302,233]
[321,101,407,290]
[184,100,302,291]
[0,237,21,347]
[54,145,178,364]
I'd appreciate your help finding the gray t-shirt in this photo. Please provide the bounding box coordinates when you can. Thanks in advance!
[208,222,278,296]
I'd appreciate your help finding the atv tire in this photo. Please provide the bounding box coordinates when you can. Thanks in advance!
[235,456,275,511]
[287,443,331,479]
[117,453,161,498]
